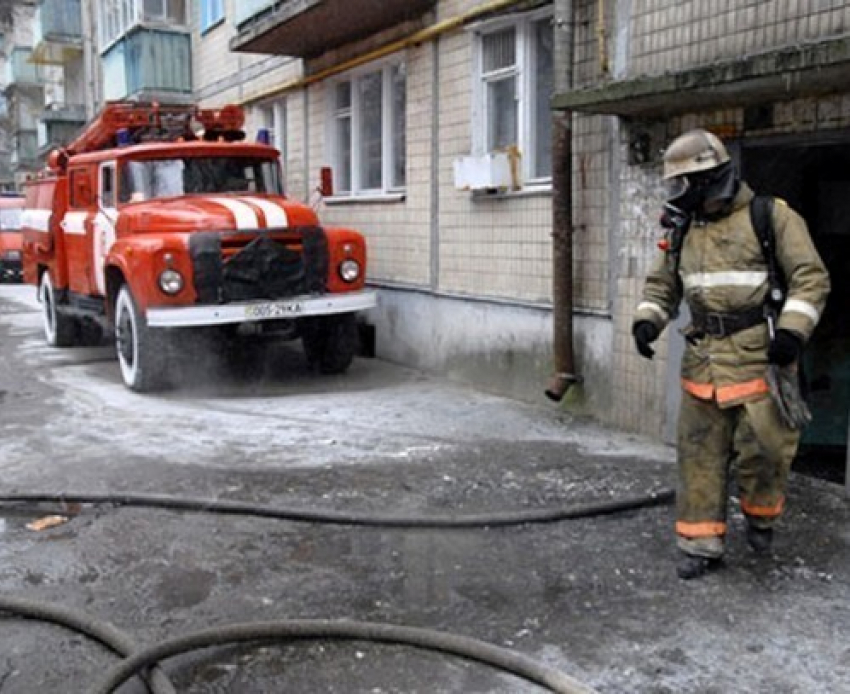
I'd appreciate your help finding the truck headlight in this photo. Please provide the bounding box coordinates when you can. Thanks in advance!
[158,268,184,295]
[338,259,361,283]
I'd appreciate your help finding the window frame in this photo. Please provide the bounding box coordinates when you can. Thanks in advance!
[326,59,407,199]
[199,0,225,34]
[471,8,553,187]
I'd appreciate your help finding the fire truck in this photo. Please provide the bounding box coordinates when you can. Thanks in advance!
[0,193,25,282]
[21,102,375,391]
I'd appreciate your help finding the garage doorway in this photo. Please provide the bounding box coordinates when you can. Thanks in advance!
[742,134,850,487]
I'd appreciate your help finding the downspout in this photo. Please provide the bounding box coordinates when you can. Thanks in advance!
[545,1,581,402]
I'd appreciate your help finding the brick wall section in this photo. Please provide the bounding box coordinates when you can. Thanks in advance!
[436,27,554,303]
[610,125,669,433]
[316,44,433,288]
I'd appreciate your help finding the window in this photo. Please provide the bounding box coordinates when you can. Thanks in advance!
[259,98,286,151]
[200,0,225,33]
[98,0,188,47]
[101,164,116,208]
[473,11,553,183]
[328,62,406,196]
[119,157,283,202]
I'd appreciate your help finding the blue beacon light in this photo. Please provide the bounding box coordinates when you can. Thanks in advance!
[116,128,132,147]
[256,128,271,145]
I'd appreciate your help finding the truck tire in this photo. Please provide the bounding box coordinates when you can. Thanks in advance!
[115,285,169,392]
[39,271,78,347]
[301,313,358,375]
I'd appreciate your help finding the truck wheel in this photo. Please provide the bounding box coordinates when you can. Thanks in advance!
[301,313,358,374]
[39,272,78,347]
[115,285,169,392]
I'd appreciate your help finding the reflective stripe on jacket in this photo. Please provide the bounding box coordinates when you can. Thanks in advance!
[633,183,831,407]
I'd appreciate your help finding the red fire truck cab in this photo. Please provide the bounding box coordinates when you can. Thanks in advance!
[22,102,375,391]
[0,193,25,282]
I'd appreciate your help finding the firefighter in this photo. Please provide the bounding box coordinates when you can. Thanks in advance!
[631,129,830,580]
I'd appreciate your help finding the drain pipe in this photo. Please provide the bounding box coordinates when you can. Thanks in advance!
[546,1,581,402]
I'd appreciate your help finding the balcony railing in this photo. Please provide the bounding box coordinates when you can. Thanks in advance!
[5,48,40,86]
[39,119,85,152]
[33,0,83,65]
[102,27,191,102]
[43,102,86,123]
[231,0,436,57]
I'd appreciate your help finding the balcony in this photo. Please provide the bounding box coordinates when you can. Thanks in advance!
[32,0,83,65]
[4,48,41,88]
[11,131,39,169]
[231,0,436,57]
[39,102,86,153]
[101,27,191,103]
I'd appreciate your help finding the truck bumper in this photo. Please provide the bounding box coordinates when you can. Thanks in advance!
[146,290,377,328]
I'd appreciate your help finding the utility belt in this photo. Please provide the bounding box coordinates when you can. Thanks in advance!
[690,305,767,338]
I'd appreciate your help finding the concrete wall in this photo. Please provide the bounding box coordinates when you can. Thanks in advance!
[368,287,613,413]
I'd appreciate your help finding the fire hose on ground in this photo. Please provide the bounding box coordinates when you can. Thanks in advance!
[0,487,676,693]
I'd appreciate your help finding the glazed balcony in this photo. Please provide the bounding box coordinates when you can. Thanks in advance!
[231,0,436,57]
[32,0,83,65]
[101,27,191,103]
[4,48,41,88]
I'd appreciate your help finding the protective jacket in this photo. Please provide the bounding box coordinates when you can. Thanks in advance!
[633,183,830,407]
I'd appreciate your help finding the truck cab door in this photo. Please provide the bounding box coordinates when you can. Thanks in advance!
[93,161,118,296]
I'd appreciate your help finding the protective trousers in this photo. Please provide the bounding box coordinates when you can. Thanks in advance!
[676,391,801,558]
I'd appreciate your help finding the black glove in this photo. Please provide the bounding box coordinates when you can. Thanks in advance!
[768,329,802,366]
[632,321,660,360]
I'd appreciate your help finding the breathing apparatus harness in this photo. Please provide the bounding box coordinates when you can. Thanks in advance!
[658,193,785,338]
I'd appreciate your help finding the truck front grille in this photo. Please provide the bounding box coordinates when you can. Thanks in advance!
[188,226,328,304]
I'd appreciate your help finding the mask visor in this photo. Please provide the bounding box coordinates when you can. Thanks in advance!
[664,175,690,202]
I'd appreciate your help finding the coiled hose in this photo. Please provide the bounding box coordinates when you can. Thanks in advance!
[86,619,597,694]
[0,595,176,694]
[1,488,674,693]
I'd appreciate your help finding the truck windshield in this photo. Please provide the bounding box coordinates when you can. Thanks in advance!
[0,208,23,231]
[119,156,283,203]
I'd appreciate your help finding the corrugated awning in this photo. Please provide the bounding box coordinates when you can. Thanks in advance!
[552,36,850,117]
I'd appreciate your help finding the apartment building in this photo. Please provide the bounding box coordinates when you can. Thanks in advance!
[0,0,48,191]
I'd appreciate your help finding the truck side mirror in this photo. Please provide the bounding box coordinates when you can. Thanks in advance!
[319,167,334,198]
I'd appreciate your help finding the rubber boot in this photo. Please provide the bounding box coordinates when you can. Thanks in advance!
[746,525,774,554]
[677,552,721,580]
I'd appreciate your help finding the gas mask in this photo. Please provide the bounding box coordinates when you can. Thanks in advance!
[665,161,739,219]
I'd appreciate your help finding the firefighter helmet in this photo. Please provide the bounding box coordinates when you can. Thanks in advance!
[662,129,730,180]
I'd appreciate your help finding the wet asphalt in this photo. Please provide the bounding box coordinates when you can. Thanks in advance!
[0,284,848,694]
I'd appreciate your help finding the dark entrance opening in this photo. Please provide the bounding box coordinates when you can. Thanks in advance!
[742,136,850,486]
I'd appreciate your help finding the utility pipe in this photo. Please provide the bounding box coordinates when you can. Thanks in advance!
[546,2,581,401]
[238,0,529,105]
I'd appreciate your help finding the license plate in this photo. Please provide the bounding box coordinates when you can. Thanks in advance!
[244,301,303,319]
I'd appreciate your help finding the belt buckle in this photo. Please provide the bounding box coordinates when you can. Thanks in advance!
[705,312,726,337]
